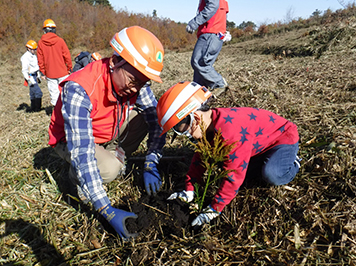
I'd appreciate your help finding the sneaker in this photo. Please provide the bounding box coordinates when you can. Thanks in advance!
[211,77,229,97]
[294,155,302,168]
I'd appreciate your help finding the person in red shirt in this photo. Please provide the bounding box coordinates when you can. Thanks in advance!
[37,19,72,106]
[186,0,231,97]
[157,81,301,227]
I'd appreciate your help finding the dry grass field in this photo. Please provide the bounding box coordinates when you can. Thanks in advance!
[1,19,356,265]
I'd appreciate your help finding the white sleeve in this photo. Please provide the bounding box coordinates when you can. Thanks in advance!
[21,54,30,81]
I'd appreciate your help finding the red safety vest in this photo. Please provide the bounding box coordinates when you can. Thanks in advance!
[197,0,229,38]
[48,58,138,147]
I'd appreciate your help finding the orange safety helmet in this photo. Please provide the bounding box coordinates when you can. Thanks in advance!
[26,40,37,49]
[91,52,102,61]
[110,26,164,83]
[157,81,212,135]
[43,19,56,28]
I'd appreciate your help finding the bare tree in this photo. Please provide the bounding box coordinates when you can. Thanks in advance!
[285,6,295,23]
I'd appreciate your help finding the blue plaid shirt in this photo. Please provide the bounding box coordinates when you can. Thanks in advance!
[61,81,165,210]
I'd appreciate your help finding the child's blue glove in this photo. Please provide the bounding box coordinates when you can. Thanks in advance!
[143,160,162,195]
[191,205,220,227]
[99,204,137,239]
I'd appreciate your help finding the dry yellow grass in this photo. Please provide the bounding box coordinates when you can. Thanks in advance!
[1,19,356,265]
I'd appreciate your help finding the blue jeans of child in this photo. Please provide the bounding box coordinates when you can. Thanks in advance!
[29,74,43,100]
[247,142,300,186]
[191,33,225,89]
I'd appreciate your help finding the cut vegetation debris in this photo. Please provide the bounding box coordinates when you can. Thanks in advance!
[1,17,356,266]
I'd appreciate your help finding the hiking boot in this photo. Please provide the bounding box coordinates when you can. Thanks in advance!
[34,98,42,112]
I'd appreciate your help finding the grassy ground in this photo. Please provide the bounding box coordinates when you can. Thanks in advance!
[1,21,356,265]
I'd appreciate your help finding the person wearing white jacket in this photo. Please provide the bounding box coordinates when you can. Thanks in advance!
[21,40,43,112]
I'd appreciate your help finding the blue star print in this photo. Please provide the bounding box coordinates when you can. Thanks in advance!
[278,125,285,132]
[224,115,234,124]
[216,195,225,203]
[248,112,257,121]
[269,115,276,123]
[240,160,248,171]
[240,127,250,144]
[253,141,263,154]
[227,173,235,182]
[255,127,264,137]
[229,152,238,162]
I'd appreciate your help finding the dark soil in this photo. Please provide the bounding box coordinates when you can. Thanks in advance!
[124,192,192,238]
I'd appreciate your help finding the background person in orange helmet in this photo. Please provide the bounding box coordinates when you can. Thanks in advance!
[37,19,72,106]
[20,40,43,112]
[72,51,102,72]
[157,81,301,228]
[48,26,165,239]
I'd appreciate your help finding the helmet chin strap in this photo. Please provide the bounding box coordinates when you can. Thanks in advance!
[110,55,126,73]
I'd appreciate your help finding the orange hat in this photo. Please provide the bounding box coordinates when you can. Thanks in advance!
[91,52,102,61]
[110,26,164,83]
[26,40,37,49]
[43,19,56,28]
[157,81,212,135]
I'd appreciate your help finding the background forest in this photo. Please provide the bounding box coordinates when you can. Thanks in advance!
[2,0,356,59]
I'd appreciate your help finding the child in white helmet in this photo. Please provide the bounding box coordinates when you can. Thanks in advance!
[20,40,43,112]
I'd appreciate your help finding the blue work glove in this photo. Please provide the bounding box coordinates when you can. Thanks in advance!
[99,204,138,239]
[143,161,162,195]
[191,205,220,227]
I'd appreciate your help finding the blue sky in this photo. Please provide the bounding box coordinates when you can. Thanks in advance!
[109,0,345,26]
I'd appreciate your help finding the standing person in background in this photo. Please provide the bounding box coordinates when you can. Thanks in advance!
[186,0,231,97]
[72,51,102,72]
[37,19,72,106]
[48,26,165,239]
[21,40,43,112]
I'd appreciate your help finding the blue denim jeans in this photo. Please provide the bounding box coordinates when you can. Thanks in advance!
[29,74,43,100]
[190,33,224,89]
[246,142,300,186]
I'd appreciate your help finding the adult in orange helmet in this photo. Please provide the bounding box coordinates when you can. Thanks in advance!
[186,0,231,97]
[20,40,43,112]
[48,26,165,239]
[157,81,301,228]
[37,19,72,106]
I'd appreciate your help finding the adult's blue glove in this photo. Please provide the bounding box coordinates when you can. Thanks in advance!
[143,161,162,195]
[191,205,220,227]
[99,204,138,239]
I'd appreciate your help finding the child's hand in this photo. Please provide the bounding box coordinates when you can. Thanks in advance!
[167,190,194,203]
[191,205,220,227]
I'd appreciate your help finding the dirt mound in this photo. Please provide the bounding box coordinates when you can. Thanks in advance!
[125,192,191,238]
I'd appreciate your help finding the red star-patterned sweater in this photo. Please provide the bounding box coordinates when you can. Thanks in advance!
[185,107,299,212]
